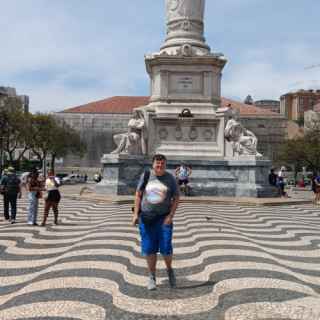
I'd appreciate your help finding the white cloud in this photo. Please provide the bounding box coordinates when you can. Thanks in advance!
[222,42,320,101]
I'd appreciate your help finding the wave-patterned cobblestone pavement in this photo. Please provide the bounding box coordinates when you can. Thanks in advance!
[1,198,320,319]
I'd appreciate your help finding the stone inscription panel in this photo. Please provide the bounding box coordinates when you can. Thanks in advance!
[169,72,203,95]
[156,120,218,143]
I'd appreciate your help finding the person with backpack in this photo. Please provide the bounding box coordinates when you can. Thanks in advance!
[41,171,61,226]
[0,167,21,224]
[0,169,9,219]
[132,154,180,290]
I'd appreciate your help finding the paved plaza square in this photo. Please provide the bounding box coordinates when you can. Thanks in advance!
[1,194,320,320]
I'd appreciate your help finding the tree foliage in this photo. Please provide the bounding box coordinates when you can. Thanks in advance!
[0,96,30,163]
[278,120,320,173]
[48,118,86,172]
[30,114,86,173]
[0,101,86,173]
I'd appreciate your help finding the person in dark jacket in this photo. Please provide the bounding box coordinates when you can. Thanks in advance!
[268,169,277,186]
[0,167,21,223]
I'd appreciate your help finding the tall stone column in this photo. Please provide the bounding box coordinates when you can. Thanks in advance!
[161,0,210,55]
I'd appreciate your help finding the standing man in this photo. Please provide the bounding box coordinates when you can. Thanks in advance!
[277,166,286,197]
[175,162,192,195]
[0,167,21,223]
[132,154,180,290]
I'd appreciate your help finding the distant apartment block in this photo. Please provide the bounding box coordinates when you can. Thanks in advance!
[0,86,29,113]
[280,89,320,120]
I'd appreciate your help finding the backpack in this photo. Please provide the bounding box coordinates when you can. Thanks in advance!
[5,175,20,195]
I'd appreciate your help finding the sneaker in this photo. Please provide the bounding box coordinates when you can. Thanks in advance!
[33,222,39,226]
[27,221,33,225]
[11,220,15,224]
[147,276,156,291]
[167,268,176,288]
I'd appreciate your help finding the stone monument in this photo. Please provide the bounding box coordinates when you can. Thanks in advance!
[97,0,277,197]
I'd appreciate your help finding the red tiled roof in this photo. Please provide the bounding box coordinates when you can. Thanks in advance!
[62,96,150,114]
[221,97,278,116]
[61,96,279,116]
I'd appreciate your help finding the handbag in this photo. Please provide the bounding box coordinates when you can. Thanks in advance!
[36,191,42,199]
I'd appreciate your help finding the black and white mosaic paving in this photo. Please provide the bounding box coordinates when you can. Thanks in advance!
[1,198,320,319]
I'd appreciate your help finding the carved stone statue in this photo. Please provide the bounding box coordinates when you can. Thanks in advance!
[162,0,209,55]
[111,110,146,155]
[166,0,205,22]
[224,117,262,157]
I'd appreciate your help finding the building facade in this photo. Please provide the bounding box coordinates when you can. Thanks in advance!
[55,96,287,169]
[0,86,29,113]
[280,89,320,121]
[255,100,280,113]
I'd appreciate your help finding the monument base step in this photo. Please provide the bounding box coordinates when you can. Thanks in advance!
[97,155,278,198]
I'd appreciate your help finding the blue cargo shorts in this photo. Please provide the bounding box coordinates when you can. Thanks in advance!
[139,216,173,256]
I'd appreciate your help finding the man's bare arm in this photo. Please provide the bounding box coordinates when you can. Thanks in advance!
[164,195,180,225]
[132,191,142,226]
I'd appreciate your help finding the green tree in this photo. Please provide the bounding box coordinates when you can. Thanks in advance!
[29,113,57,171]
[278,126,320,175]
[0,96,30,165]
[30,113,86,174]
[49,119,86,173]
[294,115,304,128]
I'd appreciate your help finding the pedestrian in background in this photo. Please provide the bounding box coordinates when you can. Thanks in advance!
[277,166,287,197]
[26,168,43,225]
[0,167,21,223]
[312,173,320,204]
[41,171,61,226]
[268,168,277,187]
[175,162,192,195]
[0,168,9,221]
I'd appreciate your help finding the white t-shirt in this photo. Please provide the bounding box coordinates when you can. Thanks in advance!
[45,177,59,191]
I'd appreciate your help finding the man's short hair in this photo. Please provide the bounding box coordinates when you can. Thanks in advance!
[152,154,167,162]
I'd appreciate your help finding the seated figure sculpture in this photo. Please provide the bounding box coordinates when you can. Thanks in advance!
[111,110,146,155]
[224,116,262,157]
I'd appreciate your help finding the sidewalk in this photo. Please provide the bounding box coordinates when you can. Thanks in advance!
[61,183,313,207]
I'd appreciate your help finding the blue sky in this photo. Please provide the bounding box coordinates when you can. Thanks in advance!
[1,0,319,112]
